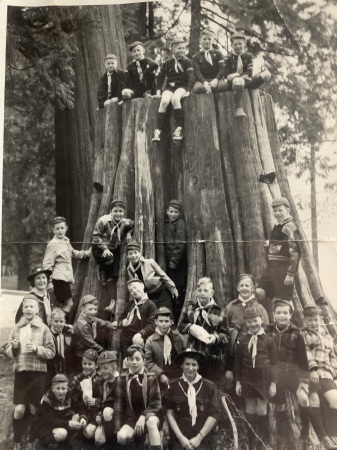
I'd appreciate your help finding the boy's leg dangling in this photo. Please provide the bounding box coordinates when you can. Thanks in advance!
[152,112,167,142]
[233,77,246,118]
[173,108,184,141]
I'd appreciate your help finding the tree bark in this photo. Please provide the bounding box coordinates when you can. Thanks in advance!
[189,0,201,56]
[310,143,319,269]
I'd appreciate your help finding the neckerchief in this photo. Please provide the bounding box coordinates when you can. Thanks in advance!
[233,52,244,74]
[238,295,255,306]
[193,298,216,326]
[52,331,65,358]
[110,218,122,243]
[180,373,202,426]
[125,298,147,326]
[155,327,172,365]
[203,50,213,66]
[103,371,119,401]
[248,328,265,368]
[31,288,52,325]
[134,59,144,80]
[127,368,147,413]
[92,321,97,339]
[275,322,291,335]
[173,56,184,73]
[129,260,142,275]
[107,73,112,95]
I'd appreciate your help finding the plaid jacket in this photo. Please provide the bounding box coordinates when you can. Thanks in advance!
[178,300,230,359]
[6,316,55,372]
[266,322,309,382]
[301,327,337,380]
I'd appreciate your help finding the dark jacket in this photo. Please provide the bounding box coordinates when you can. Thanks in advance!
[223,51,253,79]
[193,49,225,83]
[156,56,195,92]
[145,329,185,378]
[97,69,124,108]
[72,312,114,356]
[118,297,157,339]
[124,57,158,94]
[266,322,309,382]
[164,216,187,268]
[93,216,134,252]
[114,370,162,432]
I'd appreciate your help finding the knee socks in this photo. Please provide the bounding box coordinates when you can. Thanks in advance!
[174,108,184,128]
[244,412,257,447]
[156,112,167,131]
[310,407,327,441]
[13,416,25,444]
[256,415,270,447]
[299,406,311,439]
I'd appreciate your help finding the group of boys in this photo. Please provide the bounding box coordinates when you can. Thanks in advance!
[97,29,271,142]
[7,176,337,449]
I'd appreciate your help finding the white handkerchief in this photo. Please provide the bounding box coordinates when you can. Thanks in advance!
[20,324,32,353]
[189,324,211,343]
[80,377,93,401]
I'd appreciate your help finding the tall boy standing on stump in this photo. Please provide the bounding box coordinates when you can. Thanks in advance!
[152,39,195,142]
[223,32,271,117]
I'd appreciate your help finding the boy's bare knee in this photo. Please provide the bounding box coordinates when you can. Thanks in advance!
[14,404,25,419]
[29,404,37,415]
[103,407,114,422]
[309,392,320,408]
[160,100,170,110]
[324,389,337,408]
[122,89,133,100]
[297,390,309,407]
[146,416,159,431]
[171,98,182,109]
[83,424,96,439]
[53,428,68,442]
[261,70,271,81]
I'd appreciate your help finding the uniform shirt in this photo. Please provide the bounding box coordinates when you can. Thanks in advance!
[97,69,125,108]
[73,312,114,356]
[156,56,195,92]
[118,296,156,339]
[223,51,254,79]
[93,216,133,252]
[43,236,89,283]
[164,216,187,268]
[124,57,158,92]
[69,370,103,422]
[301,327,337,380]
[266,322,309,382]
[6,316,55,372]
[268,216,301,276]
[192,49,225,83]
[226,297,269,330]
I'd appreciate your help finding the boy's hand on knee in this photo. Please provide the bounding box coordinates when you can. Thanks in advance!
[310,370,320,385]
[284,274,294,285]
[134,415,145,436]
[80,418,87,427]
[269,382,277,397]
[203,82,212,94]
[209,79,219,89]
[227,73,239,81]
[154,90,161,98]
[95,415,102,424]
[69,420,83,430]
[236,381,242,396]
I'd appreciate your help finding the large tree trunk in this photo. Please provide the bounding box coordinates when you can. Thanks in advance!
[72,89,336,341]
[55,5,126,245]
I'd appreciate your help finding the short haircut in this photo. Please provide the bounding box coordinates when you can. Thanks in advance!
[273,301,293,313]
[197,277,213,289]
[303,306,322,318]
[22,296,39,305]
[236,273,255,286]
[83,298,99,306]
[51,308,66,319]
[126,345,145,359]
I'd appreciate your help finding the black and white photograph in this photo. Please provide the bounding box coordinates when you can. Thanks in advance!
[1,0,337,449]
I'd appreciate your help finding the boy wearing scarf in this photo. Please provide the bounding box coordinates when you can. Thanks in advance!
[192,29,227,94]
[256,197,301,319]
[145,307,185,389]
[165,349,219,450]
[115,345,162,450]
[178,277,230,382]
[97,54,124,109]
[235,306,277,449]
[122,41,158,100]
[15,267,55,326]
[113,279,157,360]
[32,374,82,449]
[266,300,319,450]
[152,39,195,142]
[7,297,55,450]
[223,32,271,117]
[92,199,133,297]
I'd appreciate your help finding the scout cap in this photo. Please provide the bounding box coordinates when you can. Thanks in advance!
[171,39,186,48]
[154,307,172,318]
[52,216,67,225]
[129,41,144,51]
[81,294,98,306]
[168,199,182,211]
[110,199,125,210]
[231,32,246,42]
[126,240,141,252]
[51,373,69,384]
[105,54,118,61]
[27,267,52,285]
[175,348,205,364]
[271,197,290,208]
[82,349,99,361]
[303,305,322,317]
[273,298,294,312]
[98,351,118,364]
[236,273,255,285]
[244,306,263,320]
[127,278,144,286]
[201,28,214,37]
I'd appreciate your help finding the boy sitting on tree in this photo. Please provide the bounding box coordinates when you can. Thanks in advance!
[97,54,124,109]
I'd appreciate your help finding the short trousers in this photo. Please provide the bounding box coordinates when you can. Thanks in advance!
[241,382,270,401]
[14,371,46,406]
[53,279,72,304]
[124,413,163,430]
[271,371,300,404]
[163,85,186,94]
[310,378,337,394]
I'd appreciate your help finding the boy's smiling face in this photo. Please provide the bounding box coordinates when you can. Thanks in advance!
[33,273,48,292]
[304,314,321,332]
[82,357,97,376]
[131,44,145,60]
[273,305,292,328]
[127,281,145,301]
[167,206,180,222]
[246,315,263,334]
[53,221,68,239]
[99,362,117,380]
[82,303,98,320]
[128,350,145,374]
[127,249,141,265]
[22,298,39,321]
[237,276,254,300]
[196,281,214,306]
[200,34,213,51]
[110,206,124,223]
[51,314,66,334]
[172,43,186,59]
[232,38,245,55]
[272,205,290,223]
[105,58,118,73]
[52,382,69,401]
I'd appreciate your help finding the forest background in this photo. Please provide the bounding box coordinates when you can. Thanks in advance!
[1,0,337,305]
